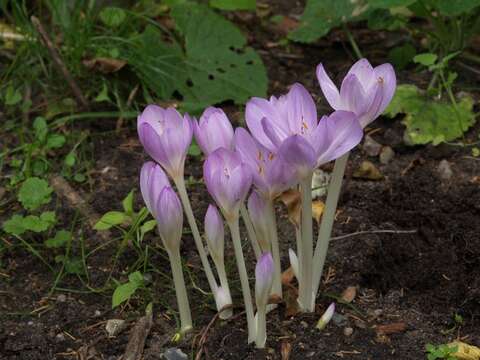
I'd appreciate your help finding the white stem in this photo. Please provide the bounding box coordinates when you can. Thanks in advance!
[227,218,256,343]
[294,226,302,283]
[240,204,261,259]
[168,249,193,333]
[174,177,219,296]
[312,153,349,305]
[255,309,267,348]
[216,260,233,319]
[299,172,314,312]
[266,200,282,300]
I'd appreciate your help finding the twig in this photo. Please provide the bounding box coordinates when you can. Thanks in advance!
[116,84,140,133]
[30,16,89,110]
[331,229,417,241]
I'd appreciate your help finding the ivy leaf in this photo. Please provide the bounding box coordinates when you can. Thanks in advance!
[171,3,268,106]
[18,177,53,211]
[3,215,26,235]
[45,230,71,248]
[23,215,51,232]
[40,211,56,225]
[94,211,127,230]
[99,7,126,28]
[209,0,256,10]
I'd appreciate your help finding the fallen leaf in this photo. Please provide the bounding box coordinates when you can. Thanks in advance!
[276,16,299,34]
[353,161,383,180]
[281,340,292,360]
[83,57,127,73]
[268,294,283,305]
[375,322,407,335]
[312,200,325,223]
[340,286,357,304]
[449,341,480,360]
[284,285,299,317]
[281,266,295,286]
[278,189,301,226]
[470,176,480,184]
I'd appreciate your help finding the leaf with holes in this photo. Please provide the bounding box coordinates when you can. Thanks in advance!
[171,2,267,107]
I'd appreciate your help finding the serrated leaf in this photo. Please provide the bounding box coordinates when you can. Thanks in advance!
[413,53,437,66]
[23,215,51,232]
[2,215,26,235]
[94,211,127,230]
[40,211,56,226]
[171,3,267,105]
[33,117,48,142]
[385,84,476,145]
[99,6,126,28]
[45,230,71,248]
[46,134,66,149]
[18,177,53,211]
[122,190,135,215]
[209,0,256,10]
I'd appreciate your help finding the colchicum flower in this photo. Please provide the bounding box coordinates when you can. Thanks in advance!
[137,105,193,179]
[316,58,396,128]
[254,252,274,348]
[247,191,270,252]
[192,107,234,155]
[203,148,252,221]
[140,161,170,218]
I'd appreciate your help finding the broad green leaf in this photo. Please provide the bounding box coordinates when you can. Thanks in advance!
[209,0,256,10]
[99,7,126,28]
[5,85,22,105]
[45,230,71,248]
[18,177,53,211]
[367,9,407,31]
[367,0,417,8]
[40,211,56,226]
[112,271,144,308]
[2,215,26,235]
[388,43,416,70]
[122,190,135,215]
[128,271,144,285]
[384,84,477,145]
[171,3,268,105]
[23,215,51,232]
[434,0,480,16]
[413,53,437,66]
[46,134,66,149]
[33,117,48,143]
[94,211,127,230]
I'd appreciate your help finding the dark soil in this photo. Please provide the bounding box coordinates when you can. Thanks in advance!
[2,2,480,359]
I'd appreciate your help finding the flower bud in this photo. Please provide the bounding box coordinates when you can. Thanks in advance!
[204,204,224,263]
[255,252,274,309]
[247,192,270,252]
[155,187,183,253]
[316,303,335,330]
[192,107,234,155]
[140,162,170,217]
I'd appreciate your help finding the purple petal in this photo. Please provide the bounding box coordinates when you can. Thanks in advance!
[155,187,183,251]
[261,117,285,151]
[194,107,234,155]
[247,192,270,252]
[255,252,274,306]
[373,63,397,117]
[277,135,316,179]
[138,122,172,172]
[316,63,341,109]
[345,58,375,90]
[286,83,318,135]
[204,204,224,256]
[339,74,368,115]
[140,162,156,213]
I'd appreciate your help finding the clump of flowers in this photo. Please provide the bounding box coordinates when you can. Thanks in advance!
[136,59,396,346]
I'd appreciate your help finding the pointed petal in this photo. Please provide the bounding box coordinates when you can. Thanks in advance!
[277,135,316,179]
[261,117,285,150]
[373,63,397,116]
[339,74,368,115]
[245,97,279,150]
[155,187,183,252]
[286,83,318,135]
[316,63,341,109]
[346,58,375,89]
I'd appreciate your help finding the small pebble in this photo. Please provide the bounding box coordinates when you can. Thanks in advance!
[354,320,367,329]
[162,348,188,360]
[343,327,354,336]
[105,319,127,337]
[94,310,101,317]
[27,321,34,326]
[363,135,382,156]
[55,333,65,342]
[300,321,308,328]
[437,159,453,180]
[56,294,67,302]
[332,313,348,327]
[379,146,395,164]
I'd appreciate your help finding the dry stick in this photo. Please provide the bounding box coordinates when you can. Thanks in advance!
[31,16,89,110]
[330,229,418,242]
[116,84,140,132]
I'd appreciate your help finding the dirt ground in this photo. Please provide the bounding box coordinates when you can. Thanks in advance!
[2,2,480,359]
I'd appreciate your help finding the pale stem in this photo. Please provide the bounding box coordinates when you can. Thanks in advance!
[299,172,314,312]
[215,259,233,319]
[168,248,193,334]
[227,218,256,343]
[294,225,302,283]
[312,153,349,305]
[240,203,261,259]
[255,309,267,348]
[266,200,282,300]
[174,177,219,296]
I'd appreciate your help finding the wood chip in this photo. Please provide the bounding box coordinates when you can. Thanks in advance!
[375,322,407,335]
[119,308,153,360]
[83,57,127,73]
[281,340,292,360]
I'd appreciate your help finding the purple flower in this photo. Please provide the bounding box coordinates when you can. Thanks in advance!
[247,191,270,252]
[192,107,234,155]
[255,252,274,307]
[203,148,252,220]
[234,128,295,199]
[137,105,193,179]
[155,187,184,252]
[204,204,225,262]
[316,59,396,127]
[140,161,171,217]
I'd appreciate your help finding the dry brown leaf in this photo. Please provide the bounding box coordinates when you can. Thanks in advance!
[449,341,480,360]
[353,161,384,180]
[275,16,299,34]
[281,266,295,286]
[312,200,325,223]
[278,189,301,226]
[268,294,283,305]
[83,57,127,74]
[375,322,407,335]
[340,286,357,304]
[281,340,292,360]
[284,286,299,317]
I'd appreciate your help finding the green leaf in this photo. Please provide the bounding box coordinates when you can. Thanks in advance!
[388,43,416,70]
[5,85,22,105]
[384,84,476,145]
[64,152,76,167]
[94,211,127,230]
[128,271,144,285]
[413,53,438,66]
[99,6,126,28]
[434,0,480,16]
[64,258,83,275]
[3,215,26,235]
[171,3,268,105]
[188,141,202,157]
[45,230,71,248]
[18,177,53,211]
[94,83,111,103]
[122,190,135,215]
[112,271,144,308]
[367,0,417,8]
[33,117,48,143]
[46,134,66,149]
[40,211,56,226]
[140,219,157,236]
[23,215,51,232]
[209,0,256,10]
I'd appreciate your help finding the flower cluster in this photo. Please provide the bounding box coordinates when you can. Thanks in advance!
[137,59,395,347]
